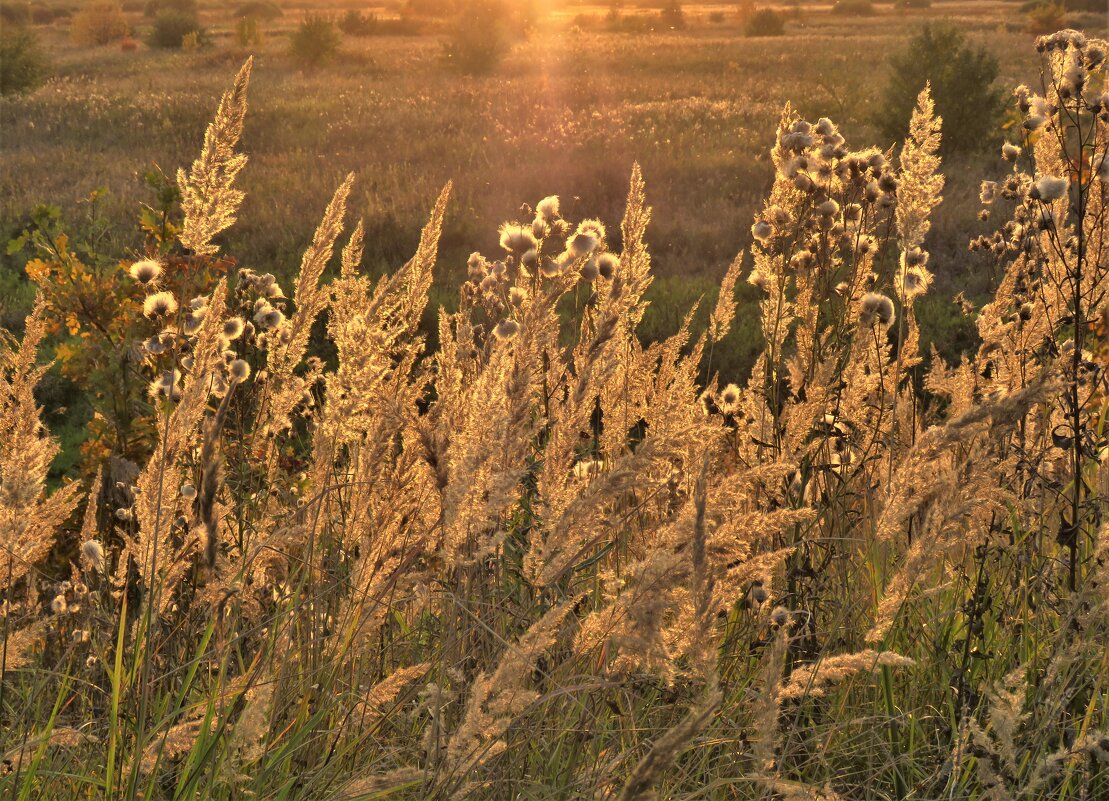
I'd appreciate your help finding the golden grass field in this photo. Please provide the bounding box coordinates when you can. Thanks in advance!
[1,2,1108,800]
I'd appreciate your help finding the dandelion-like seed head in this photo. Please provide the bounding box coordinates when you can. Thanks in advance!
[790,250,815,271]
[749,583,769,606]
[223,317,245,340]
[183,309,205,335]
[751,219,772,244]
[903,247,928,268]
[566,232,595,258]
[596,252,619,280]
[81,540,105,572]
[539,258,563,279]
[255,305,285,330]
[51,595,68,615]
[493,319,520,341]
[499,223,538,254]
[228,358,251,383]
[817,199,840,218]
[782,130,813,151]
[467,251,487,281]
[509,286,527,306]
[747,269,770,292]
[767,205,789,226]
[143,291,178,319]
[148,368,182,401]
[897,265,932,302]
[1030,175,1069,202]
[181,483,197,501]
[580,259,600,282]
[129,258,162,285]
[859,292,896,330]
[536,195,560,221]
[718,383,741,414]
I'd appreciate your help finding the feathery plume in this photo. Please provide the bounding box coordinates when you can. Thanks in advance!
[177,57,253,255]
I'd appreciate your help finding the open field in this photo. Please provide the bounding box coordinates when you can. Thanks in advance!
[4,2,1104,368]
[1,3,1108,801]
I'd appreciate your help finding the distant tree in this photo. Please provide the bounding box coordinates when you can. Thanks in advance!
[148,10,202,48]
[442,0,508,74]
[1024,1,1067,34]
[1,27,48,95]
[289,14,341,71]
[147,0,203,49]
[745,8,785,36]
[877,23,1004,154]
[339,9,378,37]
[71,1,130,46]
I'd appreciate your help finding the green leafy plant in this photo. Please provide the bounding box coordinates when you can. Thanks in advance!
[0,26,48,96]
[442,0,508,74]
[745,8,785,36]
[877,23,1004,154]
[289,13,341,71]
[148,9,203,49]
[71,1,130,46]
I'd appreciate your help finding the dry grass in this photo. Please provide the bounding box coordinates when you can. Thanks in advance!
[1,7,1108,801]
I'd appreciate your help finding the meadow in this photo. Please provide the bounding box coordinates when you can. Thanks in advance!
[4,0,1102,372]
[1,2,1108,800]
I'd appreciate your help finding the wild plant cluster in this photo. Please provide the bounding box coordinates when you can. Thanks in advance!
[2,29,1108,801]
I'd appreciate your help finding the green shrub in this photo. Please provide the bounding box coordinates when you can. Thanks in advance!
[339,10,420,37]
[0,26,48,95]
[831,0,876,14]
[442,0,508,74]
[234,14,262,46]
[71,1,129,46]
[877,23,1004,154]
[339,9,377,36]
[148,8,202,48]
[1024,1,1067,33]
[289,14,341,71]
[745,8,785,36]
